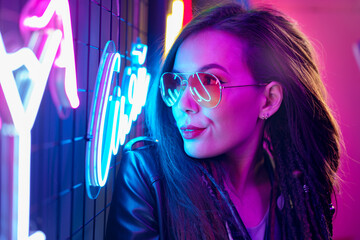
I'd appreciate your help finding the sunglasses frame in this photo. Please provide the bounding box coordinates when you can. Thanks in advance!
[159,72,268,108]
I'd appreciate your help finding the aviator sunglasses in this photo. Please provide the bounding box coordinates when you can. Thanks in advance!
[160,72,267,108]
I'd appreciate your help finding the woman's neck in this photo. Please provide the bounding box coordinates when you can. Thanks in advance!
[221,125,266,194]
[221,134,271,228]
[222,146,265,196]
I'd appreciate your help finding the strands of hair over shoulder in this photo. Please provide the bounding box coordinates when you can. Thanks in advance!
[146,3,341,240]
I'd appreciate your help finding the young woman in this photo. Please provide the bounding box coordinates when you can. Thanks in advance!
[106,3,341,239]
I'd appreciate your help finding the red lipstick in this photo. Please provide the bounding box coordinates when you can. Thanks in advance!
[180,125,206,139]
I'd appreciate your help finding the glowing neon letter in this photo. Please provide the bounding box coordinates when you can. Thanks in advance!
[86,41,121,196]
[0,0,79,238]
[0,28,62,239]
[86,41,120,198]
[165,0,184,55]
[113,43,150,152]
[21,0,80,115]
[85,41,150,199]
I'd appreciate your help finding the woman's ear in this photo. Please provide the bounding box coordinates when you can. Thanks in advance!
[259,81,283,120]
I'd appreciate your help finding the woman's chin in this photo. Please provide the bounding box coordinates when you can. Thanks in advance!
[184,145,220,159]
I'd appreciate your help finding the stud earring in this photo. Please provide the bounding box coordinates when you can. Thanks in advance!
[329,203,335,216]
[261,113,270,120]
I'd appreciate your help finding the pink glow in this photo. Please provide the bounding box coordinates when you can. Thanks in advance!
[182,0,192,26]
[20,0,80,114]
[250,1,360,239]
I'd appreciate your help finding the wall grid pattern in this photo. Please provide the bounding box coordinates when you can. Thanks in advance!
[0,0,149,239]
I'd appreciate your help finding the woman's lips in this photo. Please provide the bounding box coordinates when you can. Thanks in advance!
[180,125,206,139]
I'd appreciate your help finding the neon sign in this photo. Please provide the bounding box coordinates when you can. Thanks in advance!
[21,0,80,114]
[0,31,60,240]
[85,40,150,199]
[0,0,78,239]
[165,0,184,56]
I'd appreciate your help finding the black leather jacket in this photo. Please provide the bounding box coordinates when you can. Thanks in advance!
[106,139,169,240]
[105,138,281,240]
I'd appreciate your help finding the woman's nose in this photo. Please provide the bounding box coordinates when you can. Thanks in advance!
[175,84,199,114]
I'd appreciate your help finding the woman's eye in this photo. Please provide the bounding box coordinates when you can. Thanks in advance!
[203,75,218,85]
[217,78,226,84]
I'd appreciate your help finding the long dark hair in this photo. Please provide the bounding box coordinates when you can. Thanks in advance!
[146,3,341,239]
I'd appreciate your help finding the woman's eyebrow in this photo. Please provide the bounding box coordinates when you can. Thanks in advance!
[172,63,228,73]
[199,63,228,73]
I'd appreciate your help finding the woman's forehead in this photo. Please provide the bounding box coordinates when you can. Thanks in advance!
[173,29,249,77]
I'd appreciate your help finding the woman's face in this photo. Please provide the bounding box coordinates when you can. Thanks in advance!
[171,29,266,159]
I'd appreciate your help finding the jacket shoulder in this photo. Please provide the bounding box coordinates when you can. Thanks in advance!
[122,137,161,184]
[106,137,162,239]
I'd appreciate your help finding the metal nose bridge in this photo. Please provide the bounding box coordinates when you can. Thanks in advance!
[177,79,199,111]
[178,79,189,96]
[180,79,188,88]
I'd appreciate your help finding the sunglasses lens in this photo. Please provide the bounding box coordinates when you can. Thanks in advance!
[160,73,182,106]
[188,73,221,108]
[160,72,221,108]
